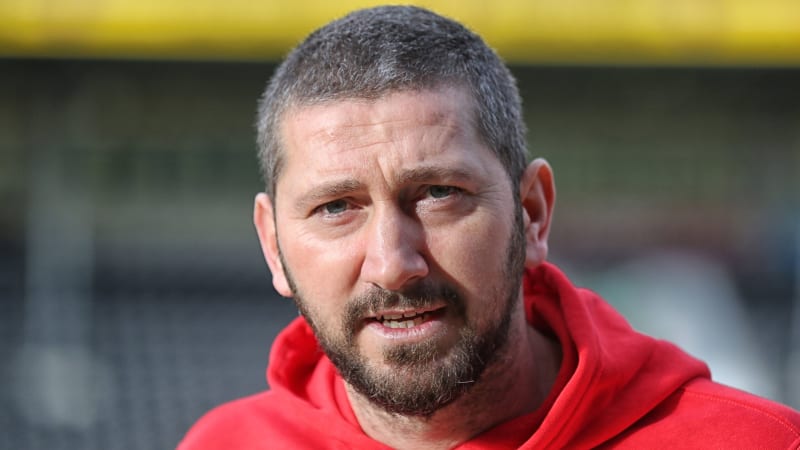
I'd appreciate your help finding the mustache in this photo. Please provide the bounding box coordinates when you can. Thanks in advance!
[342,280,465,332]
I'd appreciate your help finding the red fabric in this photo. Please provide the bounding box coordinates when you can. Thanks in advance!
[179,263,800,449]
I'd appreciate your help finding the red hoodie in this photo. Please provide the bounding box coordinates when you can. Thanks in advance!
[179,263,800,449]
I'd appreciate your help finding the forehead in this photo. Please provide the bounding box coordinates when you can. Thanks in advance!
[277,86,481,165]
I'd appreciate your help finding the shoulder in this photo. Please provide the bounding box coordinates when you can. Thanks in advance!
[177,388,369,450]
[618,378,800,449]
[178,391,318,450]
[678,379,800,439]
[178,392,275,450]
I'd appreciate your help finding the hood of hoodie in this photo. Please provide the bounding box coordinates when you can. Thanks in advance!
[265,262,710,449]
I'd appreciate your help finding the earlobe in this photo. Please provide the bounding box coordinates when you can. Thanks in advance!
[519,158,556,268]
[253,193,293,297]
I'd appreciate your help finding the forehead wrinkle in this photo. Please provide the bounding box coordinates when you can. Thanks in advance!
[308,90,465,133]
[283,88,477,161]
[323,119,461,156]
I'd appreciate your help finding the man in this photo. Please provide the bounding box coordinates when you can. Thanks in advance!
[180,6,800,449]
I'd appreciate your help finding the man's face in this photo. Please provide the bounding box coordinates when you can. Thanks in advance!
[268,87,526,416]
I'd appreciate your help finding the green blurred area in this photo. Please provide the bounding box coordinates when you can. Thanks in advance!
[1,60,797,271]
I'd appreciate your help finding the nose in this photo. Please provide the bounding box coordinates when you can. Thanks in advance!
[361,205,429,291]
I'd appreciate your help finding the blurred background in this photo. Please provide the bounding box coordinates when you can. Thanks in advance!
[1,1,799,448]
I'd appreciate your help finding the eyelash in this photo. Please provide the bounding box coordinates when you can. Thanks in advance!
[424,185,460,200]
[314,199,351,216]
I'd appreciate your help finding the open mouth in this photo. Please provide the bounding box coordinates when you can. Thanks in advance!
[371,308,445,329]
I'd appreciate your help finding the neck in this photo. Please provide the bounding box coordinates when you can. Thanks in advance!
[346,309,562,450]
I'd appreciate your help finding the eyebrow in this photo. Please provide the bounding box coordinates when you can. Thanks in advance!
[395,165,474,185]
[296,179,364,210]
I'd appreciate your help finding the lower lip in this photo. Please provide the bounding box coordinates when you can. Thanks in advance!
[363,311,448,341]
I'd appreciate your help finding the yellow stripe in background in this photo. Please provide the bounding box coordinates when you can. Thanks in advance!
[1,0,799,65]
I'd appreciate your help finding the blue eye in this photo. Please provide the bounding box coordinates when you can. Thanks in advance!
[429,185,456,199]
[322,200,348,214]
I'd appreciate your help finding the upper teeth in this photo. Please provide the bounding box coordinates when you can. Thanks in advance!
[378,311,428,329]
[380,312,420,321]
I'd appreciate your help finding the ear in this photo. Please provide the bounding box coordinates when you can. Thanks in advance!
[253,193,293,297]
[519,158,556,268]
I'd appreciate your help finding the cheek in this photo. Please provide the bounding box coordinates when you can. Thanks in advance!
[280,231,362,309]
[428,213,512,291]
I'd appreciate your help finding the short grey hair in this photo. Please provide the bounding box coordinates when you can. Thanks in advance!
[256,5,527,199]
